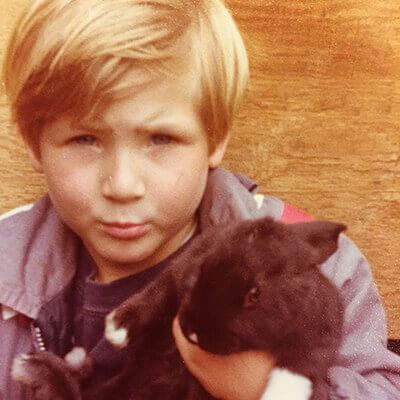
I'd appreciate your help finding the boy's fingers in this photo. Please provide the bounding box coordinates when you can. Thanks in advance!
[172,317,276,400]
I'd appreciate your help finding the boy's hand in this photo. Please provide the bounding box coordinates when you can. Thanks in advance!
[172,317,276,400]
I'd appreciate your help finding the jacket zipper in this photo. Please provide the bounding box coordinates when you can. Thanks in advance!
[33,325,47,352]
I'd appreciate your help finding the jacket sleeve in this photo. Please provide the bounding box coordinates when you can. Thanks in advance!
[321,234,400,399]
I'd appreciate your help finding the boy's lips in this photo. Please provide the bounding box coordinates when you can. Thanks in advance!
[100,221,150,240]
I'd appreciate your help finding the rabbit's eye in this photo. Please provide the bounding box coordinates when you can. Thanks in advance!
[244,286,260,307]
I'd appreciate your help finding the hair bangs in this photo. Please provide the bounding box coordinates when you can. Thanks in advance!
[4,0,249,151]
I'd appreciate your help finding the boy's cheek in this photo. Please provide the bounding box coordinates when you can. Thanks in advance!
[46,173,94,216]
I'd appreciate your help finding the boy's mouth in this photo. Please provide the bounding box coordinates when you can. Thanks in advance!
[100,221,150,240]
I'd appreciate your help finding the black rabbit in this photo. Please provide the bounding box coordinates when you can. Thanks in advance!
[13,217,346,400]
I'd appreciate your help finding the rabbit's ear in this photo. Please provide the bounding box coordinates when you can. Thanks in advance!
[292,221,347,266]
[245,217,277,244]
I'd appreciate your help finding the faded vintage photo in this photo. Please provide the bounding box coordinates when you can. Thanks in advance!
[0,1,400,399]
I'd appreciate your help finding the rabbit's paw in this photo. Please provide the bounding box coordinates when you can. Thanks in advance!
[105,303,141,349]
[105,310,128,348]
[12,353,40,387]
[12,351,83,400]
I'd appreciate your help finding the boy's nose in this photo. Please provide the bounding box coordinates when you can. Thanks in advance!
[102,150,146,202]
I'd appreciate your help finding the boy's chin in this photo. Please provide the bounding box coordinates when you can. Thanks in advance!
[84,240,162,280]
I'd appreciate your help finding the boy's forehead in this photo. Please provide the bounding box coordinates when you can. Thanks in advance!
[63,75,203,139]
[74,67,201,124]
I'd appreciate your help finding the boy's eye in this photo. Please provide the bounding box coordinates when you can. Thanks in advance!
[150,133,173,146]
[71,135,97,145]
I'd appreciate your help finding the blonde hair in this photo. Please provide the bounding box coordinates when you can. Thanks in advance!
[3,0,249,152]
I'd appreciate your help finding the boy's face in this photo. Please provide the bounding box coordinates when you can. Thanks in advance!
[28,70,227,283]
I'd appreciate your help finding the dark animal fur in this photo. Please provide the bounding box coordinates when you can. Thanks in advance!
[13,217,345,400]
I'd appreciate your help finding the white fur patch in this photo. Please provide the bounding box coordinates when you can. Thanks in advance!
[261,368,312,400]
[65,347,87,370]
[105,312,128,348]
[11,354,33,384]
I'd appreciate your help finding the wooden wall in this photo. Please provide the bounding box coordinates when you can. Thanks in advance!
[1,1,400,336]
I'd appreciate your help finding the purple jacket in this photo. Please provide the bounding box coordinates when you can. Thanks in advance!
[1,168,399,399]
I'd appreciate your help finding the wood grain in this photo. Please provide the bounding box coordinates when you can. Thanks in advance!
[1,0,400,336]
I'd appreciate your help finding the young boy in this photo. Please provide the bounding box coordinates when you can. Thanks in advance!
[1,0,399,399]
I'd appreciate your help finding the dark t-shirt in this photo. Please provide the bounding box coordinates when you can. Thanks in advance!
[73,249,170,352]
[71,232,197,381]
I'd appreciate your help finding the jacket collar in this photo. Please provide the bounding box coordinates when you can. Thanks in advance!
[199,168,270,229]
[0,196,79,318]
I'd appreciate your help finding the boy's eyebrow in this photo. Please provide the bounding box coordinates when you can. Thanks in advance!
[70,119,113,135]
[136,121,187,133]
[70,118,191,136]
[70,109,170,134]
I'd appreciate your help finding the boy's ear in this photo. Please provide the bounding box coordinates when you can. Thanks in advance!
[208,135,229,169]
[294,221,347,266]
[26,145,43,173]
